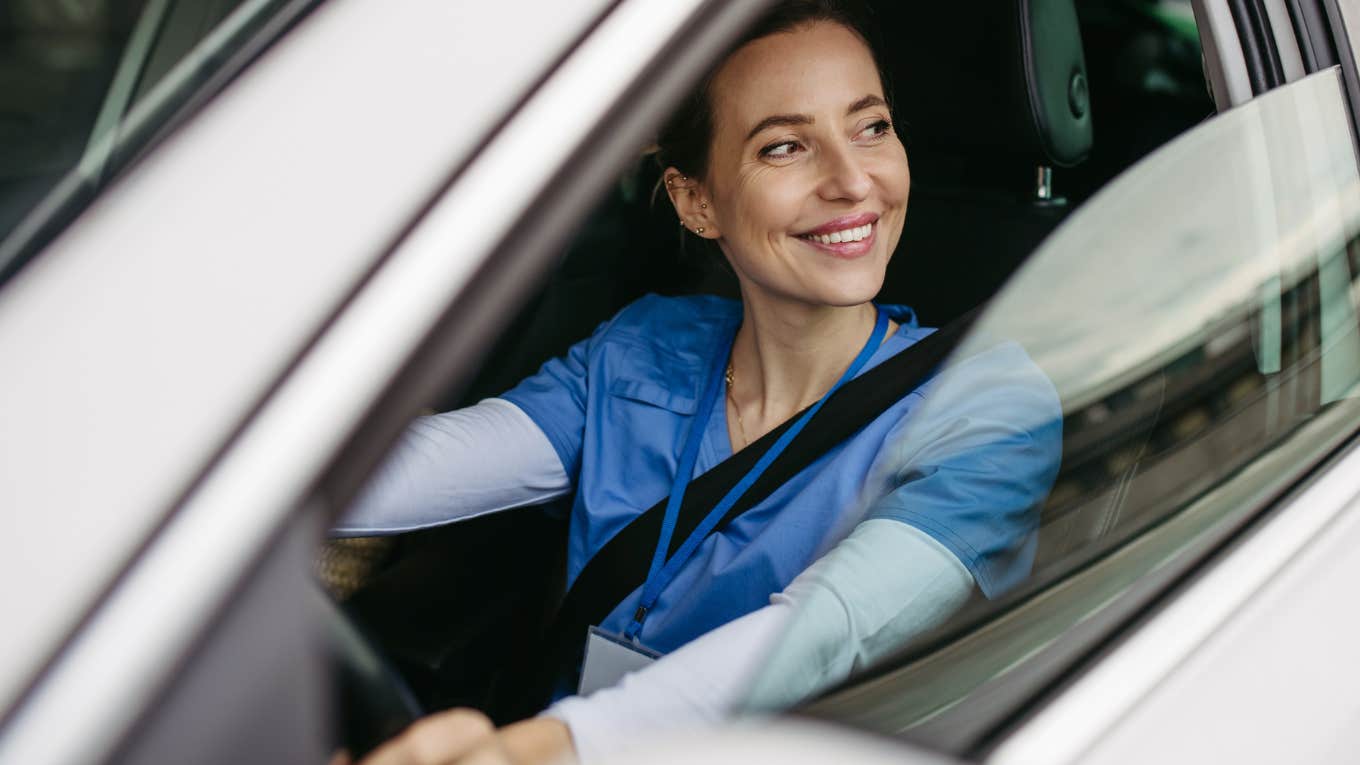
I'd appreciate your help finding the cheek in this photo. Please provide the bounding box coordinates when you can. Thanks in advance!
[725,166,806,236]
[875,150,911,253]
[877,150,911,206]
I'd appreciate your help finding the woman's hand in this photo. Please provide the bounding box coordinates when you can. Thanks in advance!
[335,709,576,765]
[497,716,576,765]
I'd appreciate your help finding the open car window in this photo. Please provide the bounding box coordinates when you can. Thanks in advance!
[772,65,1360,749]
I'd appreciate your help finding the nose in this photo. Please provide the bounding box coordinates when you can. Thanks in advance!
[816,142,872,202]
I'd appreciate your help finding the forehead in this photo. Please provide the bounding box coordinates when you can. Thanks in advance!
[709,21,883,137]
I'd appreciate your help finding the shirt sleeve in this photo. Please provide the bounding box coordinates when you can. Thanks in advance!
[332,398,570,536]
[542,521,973,763]
[498,321,606,480]
[868,340,1063,597]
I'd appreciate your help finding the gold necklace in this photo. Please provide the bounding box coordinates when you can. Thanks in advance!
[725,363,749,449]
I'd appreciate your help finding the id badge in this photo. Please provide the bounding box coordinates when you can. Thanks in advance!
[578,626,662,695]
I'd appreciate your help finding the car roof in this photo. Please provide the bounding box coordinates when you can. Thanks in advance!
[0,0,611,720]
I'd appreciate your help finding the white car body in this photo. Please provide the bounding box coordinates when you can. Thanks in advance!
[1,0,1358,762]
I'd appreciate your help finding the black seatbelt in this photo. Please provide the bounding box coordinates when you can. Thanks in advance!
[498,310,979,718]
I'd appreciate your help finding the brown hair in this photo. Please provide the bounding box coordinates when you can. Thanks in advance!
[655,0,891,181]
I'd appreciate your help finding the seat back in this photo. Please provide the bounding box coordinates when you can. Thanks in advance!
[876,0,1094,325]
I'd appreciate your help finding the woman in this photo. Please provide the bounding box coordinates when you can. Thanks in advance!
[339,2,1060,762]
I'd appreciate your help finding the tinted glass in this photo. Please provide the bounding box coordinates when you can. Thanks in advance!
[763,67,1360,742]
[0,0,258,285]
[1,0,146,238]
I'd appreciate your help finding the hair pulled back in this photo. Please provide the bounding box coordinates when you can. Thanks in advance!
[654,0,890,182]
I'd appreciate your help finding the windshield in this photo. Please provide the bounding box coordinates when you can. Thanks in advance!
[0,0,290,287]
[748,66,1360,746]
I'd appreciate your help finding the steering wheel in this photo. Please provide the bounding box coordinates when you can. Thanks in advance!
[313,586,424,759]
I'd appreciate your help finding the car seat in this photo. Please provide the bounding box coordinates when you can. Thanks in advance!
[873,0,1094,326]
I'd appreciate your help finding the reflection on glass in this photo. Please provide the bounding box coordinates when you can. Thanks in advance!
[747,68,1360,731]
[0,0,252,285]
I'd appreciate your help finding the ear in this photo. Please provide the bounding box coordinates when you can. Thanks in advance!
[662,167,721,240]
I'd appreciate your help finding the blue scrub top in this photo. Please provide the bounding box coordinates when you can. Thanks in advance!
[501,294,1061,654]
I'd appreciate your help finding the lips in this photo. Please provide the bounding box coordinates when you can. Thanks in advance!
[796,212,880,259]
[796,212,880,238]
[803,222,873,245]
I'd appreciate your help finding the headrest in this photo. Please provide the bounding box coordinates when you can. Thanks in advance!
[878,0,1093,171]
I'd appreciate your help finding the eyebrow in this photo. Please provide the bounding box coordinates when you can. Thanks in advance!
[745,113,813,141]
[744,94,890,141]
[846,94,888,114]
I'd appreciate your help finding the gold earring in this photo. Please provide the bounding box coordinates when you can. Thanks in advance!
[700,203,708,209]
[697,227,706,234]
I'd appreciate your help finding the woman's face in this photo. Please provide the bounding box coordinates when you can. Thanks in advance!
[681,21,909,311]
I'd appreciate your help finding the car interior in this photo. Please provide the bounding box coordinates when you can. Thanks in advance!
[319,0,1219,755]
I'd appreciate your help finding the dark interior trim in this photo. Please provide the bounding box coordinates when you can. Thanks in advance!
[1230,0,1288,93]
[1285,0,1337,70]
[1249,0,1288,85]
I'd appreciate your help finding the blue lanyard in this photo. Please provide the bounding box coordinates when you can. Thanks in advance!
[622,307,890,642]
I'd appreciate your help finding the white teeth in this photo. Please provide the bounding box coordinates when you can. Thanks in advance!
[807,222,873,245]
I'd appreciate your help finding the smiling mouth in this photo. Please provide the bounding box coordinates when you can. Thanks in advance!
[798,222,874,245]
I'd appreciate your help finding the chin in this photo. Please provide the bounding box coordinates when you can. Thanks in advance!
[811,282,884,309]
[744,259,887,309]
[815,268,887,307]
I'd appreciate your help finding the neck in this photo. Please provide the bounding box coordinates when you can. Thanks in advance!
[727,288,887,431]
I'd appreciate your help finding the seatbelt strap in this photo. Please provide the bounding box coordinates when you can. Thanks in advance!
[512,310,979,713]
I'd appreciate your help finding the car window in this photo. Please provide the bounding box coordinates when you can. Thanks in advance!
[773,65,1360,748]
[0,0,279,286]
[319,0,1227,750]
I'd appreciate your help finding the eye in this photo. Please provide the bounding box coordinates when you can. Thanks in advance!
[856,119,893,142]
[759,139,804,160]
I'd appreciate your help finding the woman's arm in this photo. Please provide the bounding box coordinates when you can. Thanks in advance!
[542,520,974,763]
[332,398,571,536]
